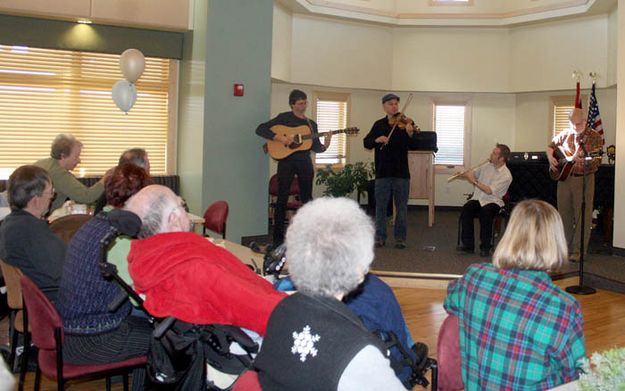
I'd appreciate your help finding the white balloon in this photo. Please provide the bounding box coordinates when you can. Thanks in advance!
[112,80,137,113]
[119,48,145,83]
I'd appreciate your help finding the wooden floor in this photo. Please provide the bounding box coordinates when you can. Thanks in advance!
[6,277,625,390]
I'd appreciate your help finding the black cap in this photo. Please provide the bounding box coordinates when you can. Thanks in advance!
[382,93,400,103]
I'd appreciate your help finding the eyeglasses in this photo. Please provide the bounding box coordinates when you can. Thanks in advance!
[41,189,56,200]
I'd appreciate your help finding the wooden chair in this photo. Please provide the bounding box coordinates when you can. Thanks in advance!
[20,275,147,391]
[437,314,463,391]
[202,200,229,239]
[0,260,27,375]
[49,214,92,245]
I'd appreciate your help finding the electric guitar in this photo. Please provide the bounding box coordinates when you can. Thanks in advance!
[265,125,359,160]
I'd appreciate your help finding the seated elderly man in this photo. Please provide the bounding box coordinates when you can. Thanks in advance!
[254,197,404,390]
[124,185,285,335]
[34,133,105,213]
[0,165,65,301]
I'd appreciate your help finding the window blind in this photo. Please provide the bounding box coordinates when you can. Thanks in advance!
[551,95,586,138]
[0,45,172,178]
[434,104,466,166]
[314,95,348,165]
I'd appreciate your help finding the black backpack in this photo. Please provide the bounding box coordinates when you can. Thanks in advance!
[148,318,258,390]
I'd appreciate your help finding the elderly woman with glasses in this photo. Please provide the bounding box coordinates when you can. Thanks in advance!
[254,197,405,390]
[444,199,587,390]
[0,165,65,302]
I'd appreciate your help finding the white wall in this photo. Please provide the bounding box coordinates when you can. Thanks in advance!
[276,10,612,92]
[509,15,609,91]
[272,3,292,81]
[392,27,510,92]
[613,0,625,249]
[290,14,393,90]
[608,5,618,86]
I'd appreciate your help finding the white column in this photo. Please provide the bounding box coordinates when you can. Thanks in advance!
[613,0,625,250]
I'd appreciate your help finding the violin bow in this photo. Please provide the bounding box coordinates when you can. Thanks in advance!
[381,93,413,150]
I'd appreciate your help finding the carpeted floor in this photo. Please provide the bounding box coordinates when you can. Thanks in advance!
[246,206,625,292]
[370,207,625,292]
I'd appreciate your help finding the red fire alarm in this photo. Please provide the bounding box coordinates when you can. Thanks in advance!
[233,83,244,96]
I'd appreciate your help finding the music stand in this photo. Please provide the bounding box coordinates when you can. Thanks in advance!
[566,141,596,295]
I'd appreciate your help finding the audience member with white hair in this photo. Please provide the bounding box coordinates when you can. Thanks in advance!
[124,185,285,335]
[254,197,405,390]
[444,199,587,390]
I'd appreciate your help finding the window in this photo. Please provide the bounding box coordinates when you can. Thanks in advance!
[0,45,175,178]
[314,92,350,166]
[551,96,586,139]
[433,103,467,166]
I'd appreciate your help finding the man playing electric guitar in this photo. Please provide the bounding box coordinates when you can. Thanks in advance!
[547,107,603,262]
[256,89,331,246]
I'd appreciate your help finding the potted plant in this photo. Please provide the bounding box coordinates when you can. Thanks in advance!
[315,162,375,203]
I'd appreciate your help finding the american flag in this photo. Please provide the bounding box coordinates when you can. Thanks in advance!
[587,82,605,144]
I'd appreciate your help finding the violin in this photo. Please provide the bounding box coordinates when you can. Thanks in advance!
[388,113,418,130]
[380,93,420,149]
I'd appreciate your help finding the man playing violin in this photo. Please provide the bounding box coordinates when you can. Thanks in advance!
[547,108,603,262]
[256,89,332,246]
[457,144,512,257]
[363,93,420,249]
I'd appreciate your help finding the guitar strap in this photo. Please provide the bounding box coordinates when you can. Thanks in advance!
[304,117,315,134]
[305,117,318,152]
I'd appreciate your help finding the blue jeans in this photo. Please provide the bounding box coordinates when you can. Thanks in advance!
[375,178,409,242]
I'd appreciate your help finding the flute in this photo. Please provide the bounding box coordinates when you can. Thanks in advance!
[447,159,489,183]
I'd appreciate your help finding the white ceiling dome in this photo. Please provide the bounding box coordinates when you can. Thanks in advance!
[276,0,618,26]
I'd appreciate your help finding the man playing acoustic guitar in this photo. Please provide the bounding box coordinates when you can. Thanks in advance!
[256,89,331,246]
[547,107,603,262]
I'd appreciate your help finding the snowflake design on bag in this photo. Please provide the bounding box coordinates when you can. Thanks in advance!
[291,325,321,362]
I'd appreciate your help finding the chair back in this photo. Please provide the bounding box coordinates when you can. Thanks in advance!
[437,314,463,391]
[233,370,262,391]
[0,260,23,310]
[20,275,63,350]
[203,200,229,238]
[268,174,300,197]
[49,214,92,245]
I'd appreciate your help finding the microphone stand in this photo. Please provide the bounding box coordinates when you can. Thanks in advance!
[566,139,596,295]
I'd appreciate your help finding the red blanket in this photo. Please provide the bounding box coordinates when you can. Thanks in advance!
[128,232,285,335]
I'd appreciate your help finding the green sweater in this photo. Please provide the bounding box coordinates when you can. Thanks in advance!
[33,157,104,212]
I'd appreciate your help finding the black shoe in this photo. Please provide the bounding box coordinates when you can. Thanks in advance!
[395,240,406,249]
[375,240,385,248]
[480,249,490,257]
[456,245,474,254]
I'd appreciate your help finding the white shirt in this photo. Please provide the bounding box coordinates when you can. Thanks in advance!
[338,345,405,390]
[471,163,512,207]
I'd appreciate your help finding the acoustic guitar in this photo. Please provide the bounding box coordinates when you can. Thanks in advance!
[550,146,602,181]
[265,125,359,160]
